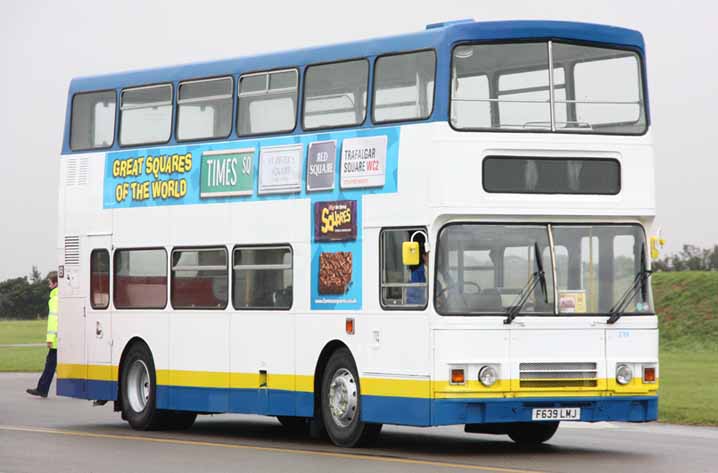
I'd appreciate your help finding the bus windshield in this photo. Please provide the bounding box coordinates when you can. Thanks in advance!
[435,223,653,316]
[434,224,555,315]
[450,42,646,134]
[553,224,652,315]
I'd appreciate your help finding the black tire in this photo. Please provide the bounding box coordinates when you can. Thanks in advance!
[277,416,310,434]
[320,348,382,447]
[120,342,165,430]
[507,422,559,445]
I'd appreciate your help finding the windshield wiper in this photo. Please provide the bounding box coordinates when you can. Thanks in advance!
[504,243,548,325]
[607,248,652,324]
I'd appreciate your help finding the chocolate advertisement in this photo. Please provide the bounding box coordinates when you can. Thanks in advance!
[313,200,357,242]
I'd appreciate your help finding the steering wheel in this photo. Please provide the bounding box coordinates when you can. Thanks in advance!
[436,281,481,300]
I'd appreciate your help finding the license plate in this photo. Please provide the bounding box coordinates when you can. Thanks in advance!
[531,407,581,421]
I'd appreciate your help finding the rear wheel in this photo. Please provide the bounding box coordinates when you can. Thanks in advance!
[507,422,559,445]
[120,342,196,430]
[320,348,382,447]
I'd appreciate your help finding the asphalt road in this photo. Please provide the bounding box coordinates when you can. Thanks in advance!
[1,373,716,473]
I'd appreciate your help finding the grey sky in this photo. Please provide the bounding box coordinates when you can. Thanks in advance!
[0,0,716,280]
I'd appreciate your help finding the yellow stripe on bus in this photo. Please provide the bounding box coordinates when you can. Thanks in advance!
[57,363,657,398]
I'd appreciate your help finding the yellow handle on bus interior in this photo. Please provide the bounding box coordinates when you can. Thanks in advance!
[402,241,420,266]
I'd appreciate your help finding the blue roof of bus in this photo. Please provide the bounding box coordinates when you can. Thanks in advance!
[68,20,645,93]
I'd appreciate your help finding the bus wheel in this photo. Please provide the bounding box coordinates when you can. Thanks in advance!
[507,422,559,445]
[320,348,382,447]
[120,342,163,430]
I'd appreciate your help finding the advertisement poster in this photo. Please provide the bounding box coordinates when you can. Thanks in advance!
[559,290,588,313]
[313,200,357,242]
[306,140,337,192]
[200,148,255,198]
[310,198,363,310]
[340,135,387,189]
[258,143,303,195]
[102,127,402,311]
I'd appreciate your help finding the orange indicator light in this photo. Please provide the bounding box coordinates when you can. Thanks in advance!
[643,367,656,383]
[345,318,355,335]
[451,369,465,385]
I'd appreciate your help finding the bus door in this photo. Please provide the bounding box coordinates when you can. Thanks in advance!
[85,234,114,399]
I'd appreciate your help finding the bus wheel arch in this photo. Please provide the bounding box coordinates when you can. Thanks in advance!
[313,340,350,415]
[117,338,163,430]
[115,337,151,414]
[115,338,196,431]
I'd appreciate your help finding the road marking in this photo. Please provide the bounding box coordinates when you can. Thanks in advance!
[0,425,551,473]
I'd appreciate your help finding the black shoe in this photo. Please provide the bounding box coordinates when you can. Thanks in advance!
[26,388,47,398]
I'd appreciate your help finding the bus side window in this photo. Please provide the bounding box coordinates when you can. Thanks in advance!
[177,77,233,142]
[380,227,428,310]
[233,246,293,310]
[70,90,116,151]
[237,69,298,136]
[303,59,369,130]
[171,248,228,309]
[373,50,436,123]
[90,249,110,309]
[119,84,173,147]
[114,248,168,309]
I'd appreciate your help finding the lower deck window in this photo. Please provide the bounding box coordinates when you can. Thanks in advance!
[171,248,228,309]
[233,246,292,309]
[90,249,110,309]
[380,227,428,309]
[114,248,167,309]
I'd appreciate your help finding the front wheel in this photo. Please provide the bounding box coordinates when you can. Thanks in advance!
[320,348,382,447]
[507,422,559,445]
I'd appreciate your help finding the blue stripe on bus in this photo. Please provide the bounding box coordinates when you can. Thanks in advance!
[58,378,657,425]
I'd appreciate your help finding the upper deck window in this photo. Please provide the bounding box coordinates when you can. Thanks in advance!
[451,42,646,135]
[177,77,233,141]
[373,50,436,123]
[238,69,298,136]
[303,59,369,130]
[552,43,645,134]
[120,84,173,146]
[70,90,116,150]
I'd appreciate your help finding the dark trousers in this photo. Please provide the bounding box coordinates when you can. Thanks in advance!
[37,348,57,396]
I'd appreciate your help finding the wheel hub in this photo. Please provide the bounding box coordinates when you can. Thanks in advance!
[328,368,357,428]
[126,360,150,413]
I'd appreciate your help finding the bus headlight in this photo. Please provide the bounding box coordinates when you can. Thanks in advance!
[479,366,498,387]
[616,364,633,385]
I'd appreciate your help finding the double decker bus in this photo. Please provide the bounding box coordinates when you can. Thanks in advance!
[57,19,658,447]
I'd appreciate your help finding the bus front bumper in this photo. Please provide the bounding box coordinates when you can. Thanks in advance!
[433,396,658,426]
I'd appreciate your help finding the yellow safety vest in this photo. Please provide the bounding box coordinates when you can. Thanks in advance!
[47,287,59,349]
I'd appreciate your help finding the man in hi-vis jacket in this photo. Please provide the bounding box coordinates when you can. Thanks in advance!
[27,271,59,398]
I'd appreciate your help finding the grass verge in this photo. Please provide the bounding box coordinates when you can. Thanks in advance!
[659,351,718,425]
[0,319,47,372]
[0,346,46,372]
[0,319,46,345]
